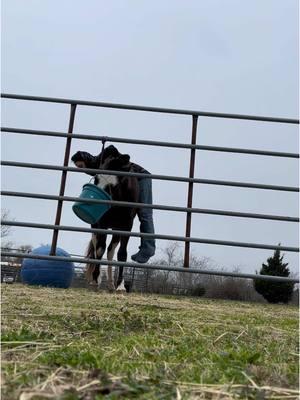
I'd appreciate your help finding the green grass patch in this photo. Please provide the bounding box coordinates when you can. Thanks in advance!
[1,284,299,399]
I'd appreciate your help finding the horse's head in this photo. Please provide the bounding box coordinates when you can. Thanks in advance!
[95,150,131,194]
[98,145,126,169]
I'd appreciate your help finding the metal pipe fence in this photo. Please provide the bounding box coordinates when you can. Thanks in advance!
[2,93,299,123]
[1,92,299,284]
[1,251,298,283]
[2,190,298,222]
[51,104,76,255]
[2,127,299,158]
[3,220,299,252]
[2,161,299,192]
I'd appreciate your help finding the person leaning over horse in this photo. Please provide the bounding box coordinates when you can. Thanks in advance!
[71,145,156,263]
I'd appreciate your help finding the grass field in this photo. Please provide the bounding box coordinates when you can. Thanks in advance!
[1,284,299,399]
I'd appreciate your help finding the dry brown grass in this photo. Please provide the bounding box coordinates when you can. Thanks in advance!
[1,284,299,399]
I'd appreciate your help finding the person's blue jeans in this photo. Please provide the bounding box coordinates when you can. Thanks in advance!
[137,177,155,256]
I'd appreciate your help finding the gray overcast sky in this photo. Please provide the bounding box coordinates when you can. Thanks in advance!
[1,0,299,274]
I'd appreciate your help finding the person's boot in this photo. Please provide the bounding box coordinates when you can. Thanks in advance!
[131,251,154,264]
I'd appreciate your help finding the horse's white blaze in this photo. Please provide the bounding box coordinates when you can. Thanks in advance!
[96,174,118,190]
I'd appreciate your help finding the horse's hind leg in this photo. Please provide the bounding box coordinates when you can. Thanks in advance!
[86,233,106,288]
[106,235,120,292]
[85,234,99,285]
[116,235,130,292]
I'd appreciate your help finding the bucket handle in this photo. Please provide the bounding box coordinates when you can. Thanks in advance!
[89,176,97,184]
[87,139,107,185]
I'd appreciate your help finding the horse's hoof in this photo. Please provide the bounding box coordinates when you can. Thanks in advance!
[116,289,127,294]
[107,284,116,293]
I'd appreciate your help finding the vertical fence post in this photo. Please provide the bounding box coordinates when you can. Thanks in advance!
[184,115,198,268]
[50,103,77,255]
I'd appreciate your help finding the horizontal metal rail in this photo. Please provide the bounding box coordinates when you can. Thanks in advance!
[2,220,299,252]
[2,161,299,192]
[2,127,299,159]
[0,246,85,259]
[2,190,299,223]
[1,251,298,283]
[2,93,299,123]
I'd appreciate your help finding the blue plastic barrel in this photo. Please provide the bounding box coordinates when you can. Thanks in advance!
[72,183,111,224]
[21,246,74,288]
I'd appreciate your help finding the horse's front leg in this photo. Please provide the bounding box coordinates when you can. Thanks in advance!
[106,235,120,292]
[96,235,107,290]
[116,234,130,293]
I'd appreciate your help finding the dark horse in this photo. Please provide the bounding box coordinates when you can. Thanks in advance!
[85,153,139,292]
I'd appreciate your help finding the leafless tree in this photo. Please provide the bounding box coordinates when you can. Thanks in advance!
[134,243,266,302]
[1,209,12,239]
[143,243,210,295]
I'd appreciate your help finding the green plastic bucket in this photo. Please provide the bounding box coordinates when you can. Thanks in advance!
[72,183,111,224]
